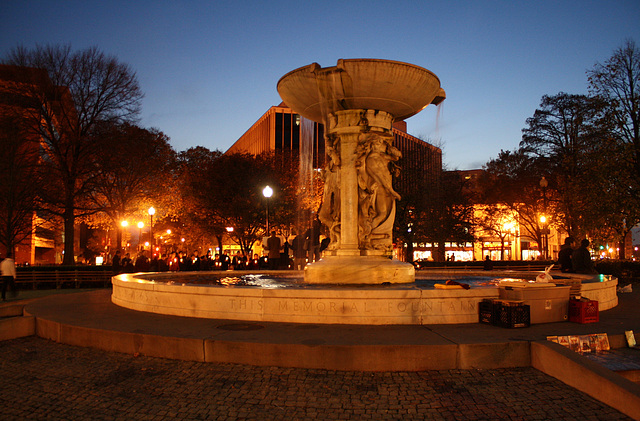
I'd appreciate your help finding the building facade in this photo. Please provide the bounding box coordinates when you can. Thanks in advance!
[227,103,326,168]
[225,102,443,259]
[226,103,442,199]
[0,65,60,265]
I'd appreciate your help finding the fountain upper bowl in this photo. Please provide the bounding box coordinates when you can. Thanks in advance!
[277,59,445,123]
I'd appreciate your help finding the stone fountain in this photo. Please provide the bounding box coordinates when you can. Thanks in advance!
[110,59,619,326]
[277,59,446,284]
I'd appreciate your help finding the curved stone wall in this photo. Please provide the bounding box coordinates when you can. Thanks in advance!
[580,275,618,310]
[111,272,618,325]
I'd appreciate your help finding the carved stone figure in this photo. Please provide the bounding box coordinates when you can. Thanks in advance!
[356,132,402,251]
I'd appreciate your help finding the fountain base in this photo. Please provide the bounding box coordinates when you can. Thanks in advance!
[111,272,618,325]
[304,256,414,284]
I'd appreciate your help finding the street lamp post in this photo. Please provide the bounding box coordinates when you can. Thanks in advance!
[137,221,144,251]
[539,215,547,260]
[263,185,273,234]
[148,207,155,253]
[120,220,128,252]
[539,176,549,260]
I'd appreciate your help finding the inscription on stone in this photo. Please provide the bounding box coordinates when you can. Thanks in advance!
[229,298,263,311]
[226,298,479,315]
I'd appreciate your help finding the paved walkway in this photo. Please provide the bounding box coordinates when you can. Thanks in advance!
[1,283,639,420]
[0,336,632,420]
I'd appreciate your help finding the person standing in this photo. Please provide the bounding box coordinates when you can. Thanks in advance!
[572,239,596,274]
[291,232,307,270]
[266,231,281,270]
[112,250,122,274]
[168,251,180,271]
[1,252,17,301]
[305,217,322,263]
[557,237,575,273]
[483,255,493,271]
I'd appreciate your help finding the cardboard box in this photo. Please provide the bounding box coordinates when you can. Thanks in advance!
[499,285,570,324]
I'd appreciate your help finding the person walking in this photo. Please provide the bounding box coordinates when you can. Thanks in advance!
[1,252,18,301]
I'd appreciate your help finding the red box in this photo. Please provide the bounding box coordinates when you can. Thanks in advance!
[569,300,599,323]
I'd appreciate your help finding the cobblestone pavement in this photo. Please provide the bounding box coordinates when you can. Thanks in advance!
[0,337,632,420]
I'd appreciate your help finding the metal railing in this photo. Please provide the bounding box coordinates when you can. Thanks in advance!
[415,263,551,272]
[16,269,113,290]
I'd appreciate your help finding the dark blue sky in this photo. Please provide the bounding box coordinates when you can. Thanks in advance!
[2,1,639,169]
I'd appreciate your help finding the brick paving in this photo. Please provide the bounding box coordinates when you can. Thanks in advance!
[0,337,631,420]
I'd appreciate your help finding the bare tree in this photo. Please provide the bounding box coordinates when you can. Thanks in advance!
[3,44,143,264]
[588,39,640,181]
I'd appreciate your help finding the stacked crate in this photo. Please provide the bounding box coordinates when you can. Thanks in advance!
[479,299,530,328]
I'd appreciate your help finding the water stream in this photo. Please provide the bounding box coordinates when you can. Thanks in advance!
[297,116,315,230]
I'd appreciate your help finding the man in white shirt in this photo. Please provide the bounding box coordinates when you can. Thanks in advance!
[1,252,17,301]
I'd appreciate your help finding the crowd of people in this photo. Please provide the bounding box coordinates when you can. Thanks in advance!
[111,223,328,275]
[112,249,266,274]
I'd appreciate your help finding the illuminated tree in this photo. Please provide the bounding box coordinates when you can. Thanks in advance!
[411,170,475,262]
[520,92,611,239]
[478,149,550,258]
[587,39,640,256]
[88,122,176,253]
[176,147,226,252]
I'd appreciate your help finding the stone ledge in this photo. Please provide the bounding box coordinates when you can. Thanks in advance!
[0,303,26,318]
[531,341,640,420]
[0,316,35,341]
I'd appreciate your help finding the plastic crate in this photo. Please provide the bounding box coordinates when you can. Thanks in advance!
[498,303,530,328]
[479,299,498,325]
[569,300,599,324]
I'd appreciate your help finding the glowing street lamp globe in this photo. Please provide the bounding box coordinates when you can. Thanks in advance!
[263,185,273,233]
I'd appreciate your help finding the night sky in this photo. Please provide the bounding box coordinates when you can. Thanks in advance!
[2,0,639,169]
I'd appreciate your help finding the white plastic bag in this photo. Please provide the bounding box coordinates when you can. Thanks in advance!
[535,264,554,283]
[617,284,633,293]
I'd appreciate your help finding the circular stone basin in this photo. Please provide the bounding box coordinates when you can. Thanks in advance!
[277,59,446,123]
[122,272,517,289]
[111,271,618,326]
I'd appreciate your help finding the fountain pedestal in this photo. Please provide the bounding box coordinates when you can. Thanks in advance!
[277,59,445,285]
[304,255,414,284]
[305,109,414,284]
